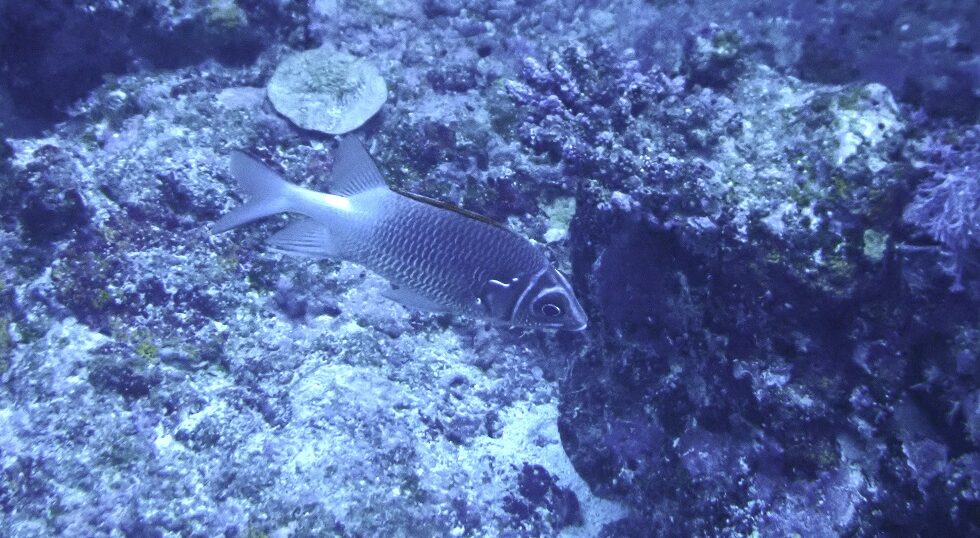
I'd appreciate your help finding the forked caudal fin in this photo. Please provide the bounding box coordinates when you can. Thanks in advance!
[212,151,300,233]
[213,137,393,259]
[213,137,388,235]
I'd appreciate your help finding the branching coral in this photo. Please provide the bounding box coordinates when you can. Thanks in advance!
[904,125,980,287]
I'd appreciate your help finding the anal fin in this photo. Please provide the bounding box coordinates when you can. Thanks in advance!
[267,219,340,259]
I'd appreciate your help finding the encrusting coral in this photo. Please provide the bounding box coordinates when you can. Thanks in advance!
[267,46,387,135]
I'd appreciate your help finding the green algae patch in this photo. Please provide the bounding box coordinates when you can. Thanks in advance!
[829,83,901,169]
[542,197,576,243]
[862,229,888,262]
[207,0,248,28]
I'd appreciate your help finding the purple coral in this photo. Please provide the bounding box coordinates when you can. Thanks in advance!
[903,125,980,286]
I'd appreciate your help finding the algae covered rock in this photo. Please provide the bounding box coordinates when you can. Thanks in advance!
[267,47,387,134]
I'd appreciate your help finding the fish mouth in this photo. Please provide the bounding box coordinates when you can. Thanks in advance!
[554,317,588,331]
[567,306,589,331]
[532,319,587,331]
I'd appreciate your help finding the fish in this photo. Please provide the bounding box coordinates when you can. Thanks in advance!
[213,136,588,331]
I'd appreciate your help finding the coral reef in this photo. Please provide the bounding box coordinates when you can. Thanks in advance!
[0,0,287,133]
[504,36,979,536]
[0,0,977,536]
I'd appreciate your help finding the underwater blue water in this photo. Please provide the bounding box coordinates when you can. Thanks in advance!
[0,0,978,536]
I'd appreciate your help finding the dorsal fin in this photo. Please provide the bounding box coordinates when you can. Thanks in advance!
[330,136,389,196]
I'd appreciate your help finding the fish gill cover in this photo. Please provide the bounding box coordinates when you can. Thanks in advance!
[0,0,978,537]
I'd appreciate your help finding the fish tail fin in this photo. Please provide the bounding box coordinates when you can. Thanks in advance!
[213,151,300,233]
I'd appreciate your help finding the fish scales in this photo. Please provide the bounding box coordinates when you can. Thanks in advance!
[357,193,546,314]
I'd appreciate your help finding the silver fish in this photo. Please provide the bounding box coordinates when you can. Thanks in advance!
[213,136,588,331]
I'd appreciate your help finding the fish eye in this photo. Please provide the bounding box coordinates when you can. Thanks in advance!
[540,303,562,317]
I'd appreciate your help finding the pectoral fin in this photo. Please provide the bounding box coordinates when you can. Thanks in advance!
[382,286,448,313]
[477,277,522,319]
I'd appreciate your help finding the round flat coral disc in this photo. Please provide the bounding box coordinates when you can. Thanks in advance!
[267,47,387,135]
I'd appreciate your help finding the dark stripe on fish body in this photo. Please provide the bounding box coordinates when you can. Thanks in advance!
[392,188,509,229]
[353,192,547,315]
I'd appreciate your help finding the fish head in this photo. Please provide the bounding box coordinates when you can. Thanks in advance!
[488,267,588,331]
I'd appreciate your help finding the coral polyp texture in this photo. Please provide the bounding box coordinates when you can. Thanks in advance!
[267,47,387,135]
[903,124,980,280]
[0,0,978,537]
